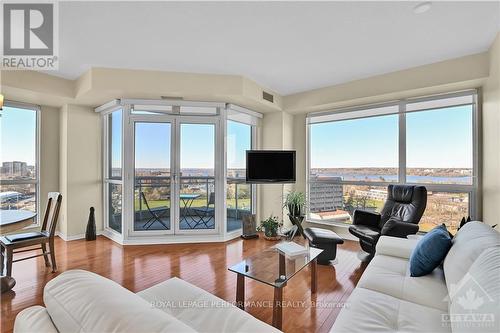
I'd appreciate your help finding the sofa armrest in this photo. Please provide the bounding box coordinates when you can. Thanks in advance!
[14,306,58,333]
[375,236,420,259]
[352,209,381,227]
[381,219,419,238]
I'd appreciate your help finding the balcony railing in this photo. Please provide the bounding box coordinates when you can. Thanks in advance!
[134,176,251,219]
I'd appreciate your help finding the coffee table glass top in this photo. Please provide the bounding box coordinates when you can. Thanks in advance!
[228,243,323,288]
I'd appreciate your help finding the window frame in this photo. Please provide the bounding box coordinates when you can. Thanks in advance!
[225,106,259,233]
[1,100,41,225]
[102,106,124,236]
[306,89,481,227]
[224,117,257,234]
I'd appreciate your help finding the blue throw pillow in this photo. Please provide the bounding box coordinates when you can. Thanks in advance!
[409,224,452,277]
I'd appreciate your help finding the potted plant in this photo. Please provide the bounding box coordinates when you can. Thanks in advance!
[257,215,282,240]
[283,191,306,217]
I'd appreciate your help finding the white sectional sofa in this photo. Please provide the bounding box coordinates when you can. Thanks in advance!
[331,221,500,332]
[14,269,280,333]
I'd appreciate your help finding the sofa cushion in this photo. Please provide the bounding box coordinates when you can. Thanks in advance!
[137,277,280,333]
[330,287,450,333]
[358,254,448,311]
[444,222,500,287]
[43,270,196,333]
[447,247,500,333]
[13,306,58,333]
[376,236,419,259]
[409,224,452,277]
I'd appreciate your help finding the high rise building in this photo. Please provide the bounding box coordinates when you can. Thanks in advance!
[309,175,343,213]
[2,161,28,177]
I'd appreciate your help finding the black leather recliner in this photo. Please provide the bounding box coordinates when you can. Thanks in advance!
[348,185,427,258]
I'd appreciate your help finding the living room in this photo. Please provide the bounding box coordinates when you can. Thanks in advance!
[1,1,499,333]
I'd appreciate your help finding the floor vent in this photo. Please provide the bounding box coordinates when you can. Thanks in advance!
[262,91,274,103]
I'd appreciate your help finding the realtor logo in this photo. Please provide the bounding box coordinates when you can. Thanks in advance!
[442,273,497,331]
[2,1,58,69]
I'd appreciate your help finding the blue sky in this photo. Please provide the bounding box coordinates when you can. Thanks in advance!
[2,105,471,170]
[310,105,473,169]
[0,106,37,165]
[131,120,250,169]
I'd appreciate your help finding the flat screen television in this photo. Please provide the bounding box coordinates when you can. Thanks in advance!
[246,150,296,183]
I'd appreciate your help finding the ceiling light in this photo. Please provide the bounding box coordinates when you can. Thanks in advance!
[413,2,432,14]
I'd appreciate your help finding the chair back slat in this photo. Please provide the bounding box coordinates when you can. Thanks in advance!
[44,192,62,237]
[40,197,53,232]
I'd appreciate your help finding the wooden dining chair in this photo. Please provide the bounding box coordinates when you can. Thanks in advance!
[0,192,62,276]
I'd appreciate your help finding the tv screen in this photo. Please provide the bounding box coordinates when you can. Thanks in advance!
[246,150,296,183]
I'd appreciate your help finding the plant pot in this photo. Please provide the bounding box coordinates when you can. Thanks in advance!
[263,229,280,241]
[265,228,278,238]
[287,205,302,217]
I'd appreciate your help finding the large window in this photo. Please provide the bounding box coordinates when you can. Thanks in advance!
[307,91,478,234]
[0,102,39,220]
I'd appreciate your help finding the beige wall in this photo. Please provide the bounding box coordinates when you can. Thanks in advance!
[259,112,286,223]
[39,106,60,225]
[58,105,102,238]
[284,52,489,113]
[483,34,500,229]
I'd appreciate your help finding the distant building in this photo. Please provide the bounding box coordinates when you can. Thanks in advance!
[309,175,343,213]
[2,161,28,177]
[309,209,351,223]
[354,188,387,201]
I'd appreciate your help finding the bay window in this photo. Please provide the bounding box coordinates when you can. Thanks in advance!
[307,90,479,233]
[100,100,260,242]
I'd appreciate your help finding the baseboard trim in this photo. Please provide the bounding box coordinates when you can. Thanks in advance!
[100,228,242,245]
[56,230,103,241]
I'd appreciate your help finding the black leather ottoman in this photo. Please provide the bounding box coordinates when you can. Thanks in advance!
[303,227,344,265]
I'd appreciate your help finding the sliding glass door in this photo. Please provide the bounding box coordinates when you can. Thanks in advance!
[129,116,219,235]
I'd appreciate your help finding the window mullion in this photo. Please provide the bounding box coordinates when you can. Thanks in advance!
[398,101,406,185]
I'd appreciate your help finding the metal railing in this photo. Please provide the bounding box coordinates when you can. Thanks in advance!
[134,176,251,219]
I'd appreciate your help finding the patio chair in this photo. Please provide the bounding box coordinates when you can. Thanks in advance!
[193,192,215,228]
[140,192,169,230]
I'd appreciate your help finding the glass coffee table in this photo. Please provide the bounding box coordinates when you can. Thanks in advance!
[228,244,323,329]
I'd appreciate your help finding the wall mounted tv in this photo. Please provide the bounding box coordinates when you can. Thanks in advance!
[246,150,296,183]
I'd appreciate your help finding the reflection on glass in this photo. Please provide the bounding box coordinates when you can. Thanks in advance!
[179,123,215,230]
[108,184,122,234]
[406,106,473,185]
[227,121,252,232]
[134,122,171,231]
[309,115,399,182]
[109,110,122,179]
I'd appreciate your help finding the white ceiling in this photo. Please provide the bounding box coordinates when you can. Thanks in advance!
[56,1,500,95]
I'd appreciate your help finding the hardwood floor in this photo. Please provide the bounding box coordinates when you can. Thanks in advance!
[0,235,367,333]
